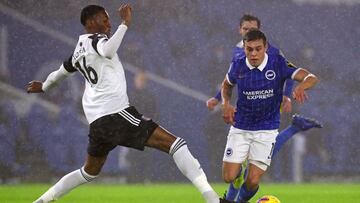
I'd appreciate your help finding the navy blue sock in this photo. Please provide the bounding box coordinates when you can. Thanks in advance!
[237,183,258,202]
[272,125,300,158]
[226,182,238,201]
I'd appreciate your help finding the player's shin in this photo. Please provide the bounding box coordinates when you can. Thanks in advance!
[236,183,259,202]
[170,137,219,203]
[33,167,97,203]
[225,161,247,201]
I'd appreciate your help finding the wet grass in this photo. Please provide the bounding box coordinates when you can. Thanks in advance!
[0,183,359,202]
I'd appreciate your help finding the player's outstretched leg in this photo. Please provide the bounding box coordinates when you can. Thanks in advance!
[272,114,322,157]
[33,155,105,203]
[146,127,219,203]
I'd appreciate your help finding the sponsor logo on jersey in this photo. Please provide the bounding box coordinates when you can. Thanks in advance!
[265,70,276,80]
[243,89,274,100]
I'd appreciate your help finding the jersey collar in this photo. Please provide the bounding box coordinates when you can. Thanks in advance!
[246,53,268,72]
[236,41,244,48]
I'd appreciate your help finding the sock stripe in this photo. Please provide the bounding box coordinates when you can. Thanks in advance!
[172,139,184,152]
[171,139,185,154]
[80,168,96,182]
[170,138,187,156]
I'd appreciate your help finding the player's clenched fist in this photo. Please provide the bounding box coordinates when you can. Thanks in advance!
[26,81,43,93]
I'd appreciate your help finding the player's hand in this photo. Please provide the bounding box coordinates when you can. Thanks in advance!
[221,103,236,125]
[281,96,292,113]
[206,97,219,111]
[292,85,308,104]
[119,4,132,27]
[26,81,44,93]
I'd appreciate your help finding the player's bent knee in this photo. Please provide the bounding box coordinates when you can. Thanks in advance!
[147,126,177,153]
[222,171,238,183]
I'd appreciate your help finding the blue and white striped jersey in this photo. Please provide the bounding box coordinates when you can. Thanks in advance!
[226,53,298,130]
[214,41,295,100]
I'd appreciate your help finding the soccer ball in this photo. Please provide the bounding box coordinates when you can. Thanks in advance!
[256,195,281,203]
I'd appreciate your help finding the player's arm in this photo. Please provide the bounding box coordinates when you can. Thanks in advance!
[291,68,319,104]
[27,56,76,93]
[279,50,296,113]
[281,79,294,113]
[221,77,236,125]
[96,4,132,59]
[206,91,221,111]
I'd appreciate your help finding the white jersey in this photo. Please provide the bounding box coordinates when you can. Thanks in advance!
[64,25,130,124]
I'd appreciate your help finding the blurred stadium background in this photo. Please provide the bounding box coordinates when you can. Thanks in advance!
[0,0,359,193]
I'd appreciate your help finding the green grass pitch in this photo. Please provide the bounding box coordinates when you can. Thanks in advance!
[1,183,359,203]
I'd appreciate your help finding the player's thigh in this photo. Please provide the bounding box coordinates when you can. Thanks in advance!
[248,130,277,170]
[223,127,250,164]
[145,126,177,153]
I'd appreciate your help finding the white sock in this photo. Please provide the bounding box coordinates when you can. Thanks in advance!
[170,138,219,203]
[34,167,97,203]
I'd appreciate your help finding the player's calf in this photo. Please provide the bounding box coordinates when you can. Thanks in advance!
[170,137,219,203]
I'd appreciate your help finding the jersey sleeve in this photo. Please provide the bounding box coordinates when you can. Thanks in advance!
[226,62,238,85]
[277,51,296,97]
[89,25,128,59]
[63,55,77,73]
[278,55,298,80]
[89,33,109,56]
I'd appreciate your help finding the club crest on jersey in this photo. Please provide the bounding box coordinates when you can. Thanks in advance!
[265,70,276,80]
[225,148,233,157]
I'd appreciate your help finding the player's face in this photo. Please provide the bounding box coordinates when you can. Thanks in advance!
[244,39,267,67]
[93,11,111,37]
[239,21,259,37]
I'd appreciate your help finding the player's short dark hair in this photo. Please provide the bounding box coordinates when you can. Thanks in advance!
[240,14,261,29]
[243,29,267,45]
[80,5,105,26]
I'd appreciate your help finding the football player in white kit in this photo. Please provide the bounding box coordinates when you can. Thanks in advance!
[27,4,219,203]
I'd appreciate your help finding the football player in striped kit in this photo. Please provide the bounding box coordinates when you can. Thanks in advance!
[27,4,219,203]
[210,14,322,203]
[220,29,318,203]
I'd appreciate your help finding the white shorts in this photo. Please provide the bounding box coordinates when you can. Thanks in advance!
[223,126,278,170]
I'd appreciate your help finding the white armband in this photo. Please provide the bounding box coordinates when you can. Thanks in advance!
[42,64,71,92]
